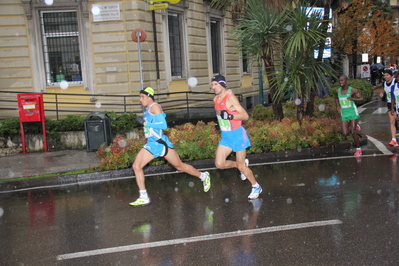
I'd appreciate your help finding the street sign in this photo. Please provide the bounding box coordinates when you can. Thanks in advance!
[149,3,169,10]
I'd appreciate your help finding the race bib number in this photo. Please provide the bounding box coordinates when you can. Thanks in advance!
[144,126,152,138]
[217,115,231,131]
[339,97,351,108]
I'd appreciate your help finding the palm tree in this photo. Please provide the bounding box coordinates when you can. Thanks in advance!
[274,4,336,120]
[230,0,287,120]
[211,0,336,120]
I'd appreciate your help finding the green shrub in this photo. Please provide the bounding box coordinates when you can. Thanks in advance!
[167,121,220,161]
[0,118,20,139]
[57,115,85,131]
[329,78,374,102]
[251,104,274,121]
[97,135,145,170]
[105,111,138,134]
[252,96,340,121]
[96,117,345,170]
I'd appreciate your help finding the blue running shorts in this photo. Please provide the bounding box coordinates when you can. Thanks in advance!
[144,136,174,158]
[219,126,251,152]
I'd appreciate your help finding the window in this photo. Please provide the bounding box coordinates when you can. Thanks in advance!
[24,0,92,92]
[168,13,183,78]
[210,19,221,74]
[40,11,82,85]
[242,55,248,73]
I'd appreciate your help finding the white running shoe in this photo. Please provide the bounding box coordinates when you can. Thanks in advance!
[248,186,262,199]
[240,159,249,180]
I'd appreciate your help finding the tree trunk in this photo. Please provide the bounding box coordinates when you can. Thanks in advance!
[306,1,330,117]
[263,56,284,121]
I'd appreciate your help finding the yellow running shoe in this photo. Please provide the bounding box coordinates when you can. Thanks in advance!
[203,172,211,192]
[129,197,150,207]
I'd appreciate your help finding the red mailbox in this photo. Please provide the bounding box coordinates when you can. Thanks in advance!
[17,93,48,153]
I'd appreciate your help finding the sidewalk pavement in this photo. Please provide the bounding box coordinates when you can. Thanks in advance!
[1,149,100,180]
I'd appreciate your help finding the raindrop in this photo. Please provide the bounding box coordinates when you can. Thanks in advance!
[188,181,194,188]
[297,148,302,152]
[227,89,232,93]
[377,189,382,194]
[285,24,293,31]
[255,174,258,178]
[91,5,101,16]
[59,80,69,90]
[294,98,301,105]
[95,101,102,108]
[118,139,127,148]
[174,187,179,192]
[44,0,53,5]
[0,207,4,217]
[286,198,293,204]
[224,198,230,203]
[284,77,289,82]
[187,76,198,87]
[318,104,326,112]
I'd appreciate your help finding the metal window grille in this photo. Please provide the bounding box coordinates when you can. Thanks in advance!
[168,13,182,78]
[210,20,220,74]
[40,10,82,85]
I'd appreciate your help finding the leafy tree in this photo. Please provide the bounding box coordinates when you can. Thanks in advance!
[332,0,399,75]
[358,9,399,64]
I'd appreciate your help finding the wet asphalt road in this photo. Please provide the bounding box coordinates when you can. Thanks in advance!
[2,99,399,265]
[2,155,399,265]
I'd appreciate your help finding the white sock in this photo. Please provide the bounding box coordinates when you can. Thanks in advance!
[357,148,361,150]
[139,190,148,199]
[199,172,206,181]
[253,182,260,188]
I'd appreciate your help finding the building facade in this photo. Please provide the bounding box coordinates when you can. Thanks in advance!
[0,0,262,119]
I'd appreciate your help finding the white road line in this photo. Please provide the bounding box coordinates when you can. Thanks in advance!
[372,107,388,114]
[366,135,393,155]
[56,219,342,261]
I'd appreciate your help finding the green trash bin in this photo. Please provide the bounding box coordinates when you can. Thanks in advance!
[84,112,112,151]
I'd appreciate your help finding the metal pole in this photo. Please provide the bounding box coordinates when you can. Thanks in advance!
[137,31,144,89]
[186,92,190,122]
[258,62,264,105]
[152,10,160,80]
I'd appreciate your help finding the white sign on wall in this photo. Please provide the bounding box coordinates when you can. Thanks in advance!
[92,3,121,22]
